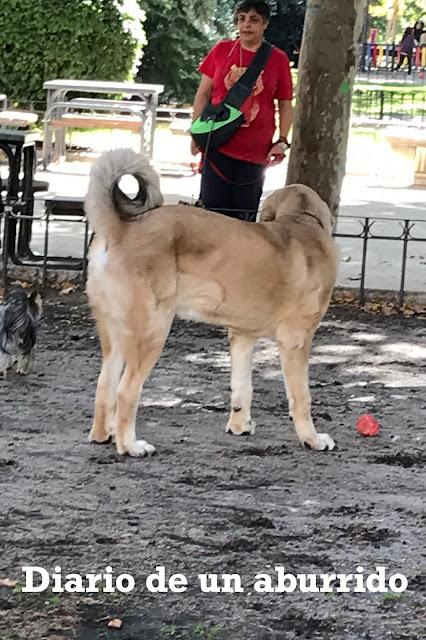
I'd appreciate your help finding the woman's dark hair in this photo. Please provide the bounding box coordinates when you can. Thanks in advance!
[234,1,271,22]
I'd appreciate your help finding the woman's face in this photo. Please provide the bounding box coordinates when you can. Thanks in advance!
[235,9,268,47]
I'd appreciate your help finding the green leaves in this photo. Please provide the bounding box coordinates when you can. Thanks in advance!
[138,0,214,104]
[0,0,147,105]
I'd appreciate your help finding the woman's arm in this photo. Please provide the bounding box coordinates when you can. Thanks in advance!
[192,75,214,121]
[190,74,214,154]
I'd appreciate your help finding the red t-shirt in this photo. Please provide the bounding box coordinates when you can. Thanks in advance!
[199,39,293,165]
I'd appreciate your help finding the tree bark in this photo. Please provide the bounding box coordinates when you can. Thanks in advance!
[385,0,401,43]
[286,0,366,218]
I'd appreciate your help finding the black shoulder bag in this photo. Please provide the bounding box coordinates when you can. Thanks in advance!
[190,41,273,152]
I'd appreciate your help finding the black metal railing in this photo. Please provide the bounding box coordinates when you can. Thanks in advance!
[351,87,426,122]
[334,215,426,307]
[0,206,89,289]
[1,208,425,310]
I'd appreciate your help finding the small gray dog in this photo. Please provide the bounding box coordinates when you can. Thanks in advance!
[0,286,42,378]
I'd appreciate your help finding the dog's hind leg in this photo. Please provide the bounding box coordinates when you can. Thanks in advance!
[114,316,172,457]
[16,352,34,375]
[89,319,124,444]
[278,335,335,451]
[226,331,256,435]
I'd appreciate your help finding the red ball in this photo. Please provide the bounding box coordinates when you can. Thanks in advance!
[356,414,380,437]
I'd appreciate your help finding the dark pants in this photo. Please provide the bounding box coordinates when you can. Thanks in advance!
[200,149,265,221]
[395,54,412,74]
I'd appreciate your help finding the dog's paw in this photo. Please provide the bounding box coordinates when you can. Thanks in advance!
[226,419,256,436]
[15,364,31,375]
[88,425,112,444]
[302,432,335,451]
[117,440,156,457]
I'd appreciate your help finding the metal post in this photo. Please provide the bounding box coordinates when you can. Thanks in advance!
[82,218,89,284]
[398,220,410,309]
[360,218,370,306]
[379,91,385,120]
[2,208,10,290]
[42,203,50,289]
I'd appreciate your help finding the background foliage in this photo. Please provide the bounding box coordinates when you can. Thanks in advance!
[138,0,307,104]
[369,0,425,39]
[137,0,214,104]
[0,0,146,105]
[266,0,306,64]
[1,0,424,107]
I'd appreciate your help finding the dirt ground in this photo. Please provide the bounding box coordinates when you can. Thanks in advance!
[0,290,425,640]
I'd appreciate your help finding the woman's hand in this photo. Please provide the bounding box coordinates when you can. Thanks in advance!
[266,142,286,166]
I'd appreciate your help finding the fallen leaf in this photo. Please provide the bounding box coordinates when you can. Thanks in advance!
[108,618,123,629]
[0,578,18,588]
[96,615,111,623]
[59,286,76,296]
[12,280,32,289]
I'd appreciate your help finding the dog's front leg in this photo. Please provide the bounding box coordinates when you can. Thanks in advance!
[278,336,335,451]
[114,333,170,457]
[89,318,124,445]
[114,364,156,457]
[16,351,34,375]
[226,331,256,435]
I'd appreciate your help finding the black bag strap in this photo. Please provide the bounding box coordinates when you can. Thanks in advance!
[225,41,273,109]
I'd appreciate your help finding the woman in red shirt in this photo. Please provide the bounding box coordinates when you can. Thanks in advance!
[191,0,293,221]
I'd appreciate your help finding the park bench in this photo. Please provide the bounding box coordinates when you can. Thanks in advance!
[384,128,426,186]
[48,112,143,133]
[44,99,145,162]
[42,79,164,166]
[50,97,147,132]
[0,110,38,129]
[156,106,193,134]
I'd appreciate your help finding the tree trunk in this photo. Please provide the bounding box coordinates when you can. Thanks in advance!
[286,0,366,218]
[385,0,401,43]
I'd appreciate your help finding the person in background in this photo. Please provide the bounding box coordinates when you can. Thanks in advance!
[190,0,293,221]
[420,27,426,68]
[413,20,424,44]
[395,27,415,75]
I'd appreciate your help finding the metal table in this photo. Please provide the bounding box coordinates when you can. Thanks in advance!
[42,79,164,166]
[0,129,37,271]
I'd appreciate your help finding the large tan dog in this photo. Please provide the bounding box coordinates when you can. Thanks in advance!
[85,149,338,457]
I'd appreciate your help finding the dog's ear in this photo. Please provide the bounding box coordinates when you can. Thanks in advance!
[260,192,278,222]
[260,205,276,222]
[28,290,42,320]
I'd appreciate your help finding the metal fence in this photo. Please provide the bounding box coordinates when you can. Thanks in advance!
[351,87,426,122]
[1,208,426,309]
[334,215,426,307]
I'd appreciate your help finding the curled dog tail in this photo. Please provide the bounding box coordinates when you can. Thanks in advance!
[85,148,163,237]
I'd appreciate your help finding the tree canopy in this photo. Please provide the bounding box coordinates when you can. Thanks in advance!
[369,0,425,40]
[266,0,306,63]
[137,0,214,104]
[0,0,146,105]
